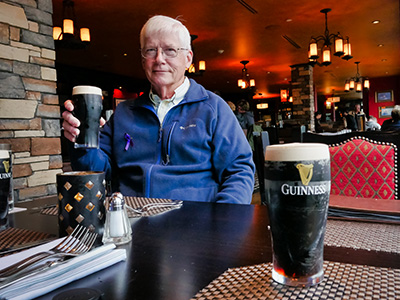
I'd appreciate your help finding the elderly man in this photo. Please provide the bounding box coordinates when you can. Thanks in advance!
[62,15,255,204]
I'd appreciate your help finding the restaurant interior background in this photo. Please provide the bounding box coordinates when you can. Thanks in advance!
[53,0,400,128]
[0,0,399,202]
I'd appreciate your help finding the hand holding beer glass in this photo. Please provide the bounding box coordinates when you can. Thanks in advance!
[264,143,331,286]
[62,86,104,148]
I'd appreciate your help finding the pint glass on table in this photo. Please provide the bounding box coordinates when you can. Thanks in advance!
[264,143,331,287]
[0,149,11,230]
[0,144,13,211]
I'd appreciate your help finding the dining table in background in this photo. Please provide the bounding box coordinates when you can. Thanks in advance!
[2,194,400,300]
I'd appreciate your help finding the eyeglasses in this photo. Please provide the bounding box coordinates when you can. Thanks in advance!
[141,47,188,59]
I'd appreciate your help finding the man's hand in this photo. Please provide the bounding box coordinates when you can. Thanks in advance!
[61,100,106,142]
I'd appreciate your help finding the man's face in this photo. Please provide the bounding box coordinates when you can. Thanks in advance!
[141,32,193,95]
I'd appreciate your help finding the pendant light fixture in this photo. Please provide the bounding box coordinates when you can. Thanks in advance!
[53,0,90,49]
[237,60,255,89]
[188,60,206,75]
[186,35,206,76]
[344,62,370,92]
[308,8,352,66]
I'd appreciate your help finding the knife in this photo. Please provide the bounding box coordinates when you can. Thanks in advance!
[0,238,55,257]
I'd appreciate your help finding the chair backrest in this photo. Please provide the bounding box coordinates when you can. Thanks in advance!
[264,127,279,144]
[253,131,270,204]
[302,131,400,200]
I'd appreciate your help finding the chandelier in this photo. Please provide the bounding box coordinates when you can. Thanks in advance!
[308,8,352,66]
[344,62,370,92]
[187,35,206,76]
[237,60,255,89]
[187,61,206,75]
[53,0,90,49]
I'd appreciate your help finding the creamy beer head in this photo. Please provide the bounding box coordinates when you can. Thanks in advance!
[265,143,329,161]
[72,85,102,96]
[0,150,9,160]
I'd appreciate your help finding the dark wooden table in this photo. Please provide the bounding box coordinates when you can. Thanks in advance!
[6,197,400,300]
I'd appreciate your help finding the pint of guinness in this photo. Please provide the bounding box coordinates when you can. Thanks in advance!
[72,85,103,149]
[264,143,331,286]
[0,150,11,230]
[0,144,13,211]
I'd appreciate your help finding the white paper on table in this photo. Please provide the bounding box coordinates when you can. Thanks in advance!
[0,241,127,300]
[8,207,27,214]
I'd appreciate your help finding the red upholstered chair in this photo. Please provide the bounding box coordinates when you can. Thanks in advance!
[302,131,399,200]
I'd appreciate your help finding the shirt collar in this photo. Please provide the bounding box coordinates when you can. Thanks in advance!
[149,77,190,107]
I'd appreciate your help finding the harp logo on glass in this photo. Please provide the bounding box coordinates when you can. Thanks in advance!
[2,160,10,174]
[296,163,313,185]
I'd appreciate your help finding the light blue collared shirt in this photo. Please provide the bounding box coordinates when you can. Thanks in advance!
[149,77,190,124]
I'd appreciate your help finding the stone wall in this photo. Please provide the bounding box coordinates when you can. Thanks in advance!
[290,63,315,130]
[0,0,62,202]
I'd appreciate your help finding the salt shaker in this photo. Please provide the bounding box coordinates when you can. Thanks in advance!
[102,192,132,245]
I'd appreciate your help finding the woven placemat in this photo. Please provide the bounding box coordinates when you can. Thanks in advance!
[124,196,180,218]
[40,205,58,216]
[192,261,400,300]
[0,227,54,254]
[325,219,400,254]
[41,196,179,218]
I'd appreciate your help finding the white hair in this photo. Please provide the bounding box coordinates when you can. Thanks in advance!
[140,15,191,50]
[392,105,400,120]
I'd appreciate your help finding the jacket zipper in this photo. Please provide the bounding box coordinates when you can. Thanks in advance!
[163,121,177,165]
[141,105,161,197]
[142,102,180,195]
[145,164,153,198]
[156,126,162,164]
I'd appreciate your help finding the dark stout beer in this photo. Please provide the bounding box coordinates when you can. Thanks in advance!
[265,143,330,286]
[0,144,13,211]
[0,150,11,230]
[72,86,103,149]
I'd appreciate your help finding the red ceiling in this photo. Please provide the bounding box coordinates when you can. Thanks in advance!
[53,0,400,99]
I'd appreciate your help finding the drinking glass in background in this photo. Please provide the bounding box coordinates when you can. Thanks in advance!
[72,85,103,148]
[0,149,11,230]
[57,171,106,238]
[264,143,331,287]
[0,144,13,211]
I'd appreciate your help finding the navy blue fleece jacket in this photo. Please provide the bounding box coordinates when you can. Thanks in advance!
[70,79,255,204]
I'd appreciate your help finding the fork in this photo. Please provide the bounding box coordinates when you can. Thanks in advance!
[0,225,97,280]
[127,200,183,214]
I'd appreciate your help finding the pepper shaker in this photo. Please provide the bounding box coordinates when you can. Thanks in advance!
[102,192,132,245]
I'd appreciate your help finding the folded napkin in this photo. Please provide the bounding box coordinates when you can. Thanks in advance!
[0,239,126,300]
